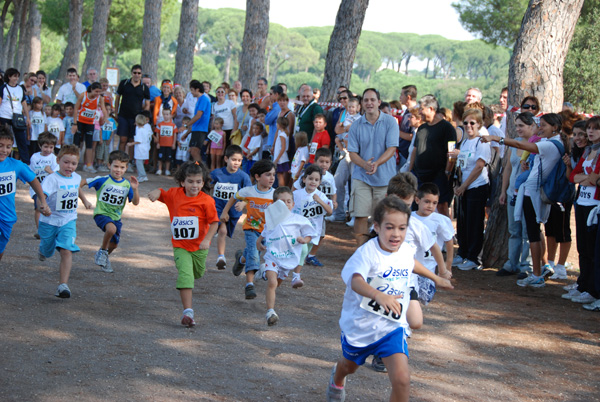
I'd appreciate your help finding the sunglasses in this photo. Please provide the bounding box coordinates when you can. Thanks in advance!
[338,96,348,101]
[522,104,537,110]
[463,121,478,126]
[132,71,142,75]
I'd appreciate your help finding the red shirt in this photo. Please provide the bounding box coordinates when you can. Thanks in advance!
[309,130,330,163]
[158,187,219,251]
[155,121,177,147]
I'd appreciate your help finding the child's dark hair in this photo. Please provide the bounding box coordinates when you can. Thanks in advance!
[174,161,212,194]
[257,109,267,116]
[248,103,260,112]
[313,113,327,123]
[32,96,43,107]
[250,159,275,179]
[387,172,418,198]
[0,123,14,142]
[38,132,57,147]
[108,150,130,165]
[276,116,289,129]
[213,116,224,127]
[51,104,62,113]
[314,147,332,162]
[301,165,322,187]
[417,182,440,199]
[273,186,293,201]
[251,121,264,134]
[373,196,411,226]
[57,144,80,160]
[64,102,74,109]
[225,144,243,158]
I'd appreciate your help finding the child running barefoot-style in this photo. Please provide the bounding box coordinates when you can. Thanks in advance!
[82,150,140,273]
[0,126,50,262]
[210,145,251,270]
[38,145,93,298]
[29,132,59,238]
[255,187,318,326]
[148,161,219,327]
[327,196,453,402]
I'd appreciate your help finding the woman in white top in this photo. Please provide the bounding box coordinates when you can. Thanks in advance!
[0,68,30,163]
[483,113,570,288]
[566,116,600,306]
[212,86,238,150]
[451,108,491,271]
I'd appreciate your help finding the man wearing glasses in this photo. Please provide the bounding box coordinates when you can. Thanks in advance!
[115,64,151,153]
[328,86,349,144]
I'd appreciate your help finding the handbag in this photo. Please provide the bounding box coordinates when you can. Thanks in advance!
[4,85,27,130]
[230,109,248,146]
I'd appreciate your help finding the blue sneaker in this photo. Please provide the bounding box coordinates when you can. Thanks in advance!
[305,256,323,266]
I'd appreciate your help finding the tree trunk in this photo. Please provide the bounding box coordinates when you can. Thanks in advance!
[173,0,198,86]
[53,0,83,100]
[238,0,269,94]
[5,0,23,68]
[26,0,40,72]
[482,0,584,268]
[224,43,232,83]
[14,0,28,73]
[0,0,13,68]
[82,0,112,82]
[404,54,411,75]
[141,0,162,83]
[321,0,369,102]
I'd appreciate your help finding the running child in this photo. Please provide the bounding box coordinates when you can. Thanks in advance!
[154,107,178,175]
[126,114,152,183]
[209,145,251,270]
[175,116,192,168]
[29,132,59,237]
[255,187,317,325]
[208,117,225,171]
[148,161,219,327]
[29,96,46,156]
[83,150,140,273]
[273,116,290,187]
[38,145,93,298]
[0,126,50,261]
[222,159,276,299]
[326,196,453,402]
[291,165,333,287]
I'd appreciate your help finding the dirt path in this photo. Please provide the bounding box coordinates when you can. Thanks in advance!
[1,175,599,402]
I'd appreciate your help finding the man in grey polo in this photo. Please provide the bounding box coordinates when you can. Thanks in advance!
[348,88,399,246]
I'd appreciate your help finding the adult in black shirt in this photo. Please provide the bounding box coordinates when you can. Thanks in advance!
[410,94,456,217]
[115,64,150,152]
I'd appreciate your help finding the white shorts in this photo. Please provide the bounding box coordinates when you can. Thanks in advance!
[93,129,101,142]
[263,260,293,280]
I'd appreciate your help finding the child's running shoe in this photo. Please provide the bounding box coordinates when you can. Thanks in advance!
[327,364,346,402]
[266,309,279,326]
[181,309,196,327]
[155,170,162,175]
[165,170,171,176]
[55,283,71,298]
[94,248,108,267]
[541,263,554,278]
[245,284,256,299]
[305,256,323,266]
[33,233,40,239]
[291,277,304,289]
[232,250,245,276]
[371,356,387,373]
[38,251,46,261]
[101,257,113,273]
[216,256,226,270]
[516,274,545,288]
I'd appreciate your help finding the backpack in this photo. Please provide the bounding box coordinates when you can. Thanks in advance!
[538,140,576,204]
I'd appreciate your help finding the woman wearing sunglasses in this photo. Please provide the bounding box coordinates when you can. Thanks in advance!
[520,96,541,115]
[452,108,492,271]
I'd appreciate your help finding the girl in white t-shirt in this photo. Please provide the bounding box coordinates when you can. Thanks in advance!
[273,116,290,187]
[327,196,452,402]
[290,131,309,183]
[126,114,152,182]
[29,97,46,155]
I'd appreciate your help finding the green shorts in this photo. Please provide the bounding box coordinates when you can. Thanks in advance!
[173,248,208,289]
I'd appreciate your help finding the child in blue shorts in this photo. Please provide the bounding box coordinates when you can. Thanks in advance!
[38,145,92,298]
[209,145,251,270]
[0,126,50,261]
[327,196,452,402]
[82,150,139,273]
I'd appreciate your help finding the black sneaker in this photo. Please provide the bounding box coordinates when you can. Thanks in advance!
[517,271,528,280]
[245,284,257,299]
[371,356,387,373]
[232,250,245,276]
[496,268,518,277]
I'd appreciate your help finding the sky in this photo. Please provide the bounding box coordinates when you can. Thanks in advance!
[201,0,475,41]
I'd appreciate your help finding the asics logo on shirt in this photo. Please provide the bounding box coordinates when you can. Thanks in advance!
[173,218,196,226]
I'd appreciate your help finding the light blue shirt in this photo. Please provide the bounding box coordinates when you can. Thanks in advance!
[265,102,281,147]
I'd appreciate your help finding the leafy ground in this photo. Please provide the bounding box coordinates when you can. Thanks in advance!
[1,175,599,401]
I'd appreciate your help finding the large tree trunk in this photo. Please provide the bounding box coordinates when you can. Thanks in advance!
[238,0,269,93]
[223,43,232,83]
[5,0,23,68]
[141,0,162,83]
[27,0,41,73]
[14,0,28,73]
[82,0,112,81]
[320,0,369,102]
[53,0,83,100]
[0,0,13,68]
[482,0,584,268]
[173,0,198,86]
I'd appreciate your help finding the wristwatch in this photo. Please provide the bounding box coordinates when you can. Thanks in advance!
[499,138,505,146]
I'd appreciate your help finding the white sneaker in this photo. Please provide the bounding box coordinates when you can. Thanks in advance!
[291,277,304,289]
[55,283,71,298]
[571,292,597,304]
[181,309,195,327]
[516,275,545,288]
[583,299,600,311]
[452,255,465,266]
[266,309,279,326]
[549,265,568,280]
[563,283,578,291]
[101,257,113,273]
[94,248,108,267]
[165,170,170,176]
[138,176,148,183]
[216,256,226,270]
[346,217,355,227]
[561,289,581,300]
[155,169,162,175]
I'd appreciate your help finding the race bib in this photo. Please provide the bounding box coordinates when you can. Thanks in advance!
[208,131,222,143]
[35,168,49,183]
[99,184,128,206]
[213,182,238,201]
[31,117,45,125]
[171,216,199,240]
[309,142,318,155]
[456,150,472,170]
[301,200,325,219]
[81,108,95,119]
[320,183,332,196]
[359,274,409,323]
[102,123,113,132]
[48,124,61,135]
[0,171,16,196]
[55,188,79,211]
[179,145,188,152]
[160,126,174,137]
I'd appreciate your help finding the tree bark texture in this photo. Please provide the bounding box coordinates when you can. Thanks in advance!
[4,0,23,69]
[27,0,41,73]
[238,0,269,94]
[53,0,83,100]
[482,0,584,268]
[320,0,369,102]
[14,0,28,73]
[173,0,198,87]
[82,0,112,81]
[0,0,13,68]
[141,0,162,83]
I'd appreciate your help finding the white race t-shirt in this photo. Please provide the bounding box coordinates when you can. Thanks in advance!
[292,188,332,245]
[176,130,190,161]
[339,238,415,347]
[292,172,337,198]
[46,117,65,146]
[39,171,82,227]
[412,212,454,272]
[29,110,46,141]
[261,213,318,269]
[29,152,59,197]
[457,137,490,190]
[273,130,289,164]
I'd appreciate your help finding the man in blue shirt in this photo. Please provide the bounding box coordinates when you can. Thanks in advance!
[184,80,212,162]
